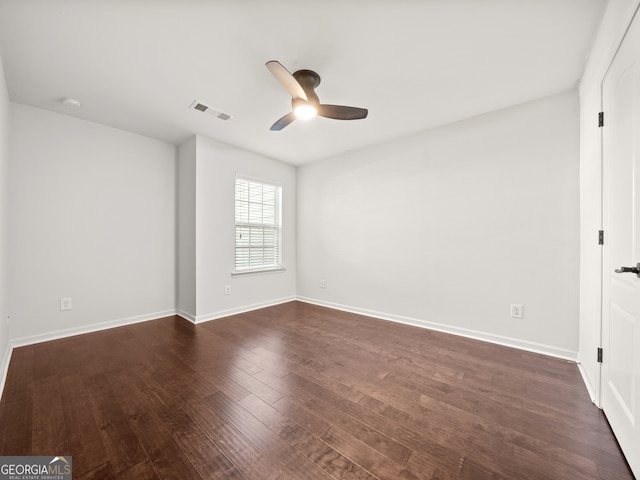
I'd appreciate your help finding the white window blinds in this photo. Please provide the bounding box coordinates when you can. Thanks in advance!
[235,177,282,271]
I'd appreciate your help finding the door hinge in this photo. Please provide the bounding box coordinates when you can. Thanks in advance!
[597,347,603,363]
[599,230,604,245]
[598,112,604,127]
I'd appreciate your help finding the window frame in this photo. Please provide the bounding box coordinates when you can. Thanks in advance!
[232,174,284,276]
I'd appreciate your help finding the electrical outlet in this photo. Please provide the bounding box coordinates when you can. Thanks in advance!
[510,304,523,318]
[225,285,232,295]
[60,297,72,311]
[320,279,326,289]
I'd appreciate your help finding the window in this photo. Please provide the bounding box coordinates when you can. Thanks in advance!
[234,176,282,273]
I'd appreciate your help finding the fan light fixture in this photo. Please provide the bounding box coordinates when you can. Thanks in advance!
[294,103,317,120]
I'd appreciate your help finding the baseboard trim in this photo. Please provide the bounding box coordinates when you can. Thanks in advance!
[577,359,601,407]
[296,296,578,361]
[10,309,178,349]
[176,309,196,324]
[0,340,13,403]
[193,296,296,324]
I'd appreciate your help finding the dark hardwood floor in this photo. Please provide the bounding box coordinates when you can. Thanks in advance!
[0,301,633,479]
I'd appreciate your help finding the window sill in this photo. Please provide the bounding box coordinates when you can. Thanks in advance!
[231,266,286,277]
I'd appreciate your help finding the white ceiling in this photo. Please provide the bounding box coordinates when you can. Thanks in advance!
[0,0,605,165]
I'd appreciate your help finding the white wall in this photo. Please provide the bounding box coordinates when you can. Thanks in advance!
[578,0,640,404]
[195,135,297,319]
[0,56,10,396]
[8,104,176,344]
[177,137,197,320]
[176,135,297,323]
[298,90,580,359]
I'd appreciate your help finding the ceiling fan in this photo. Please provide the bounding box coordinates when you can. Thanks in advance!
[265,60,368,131]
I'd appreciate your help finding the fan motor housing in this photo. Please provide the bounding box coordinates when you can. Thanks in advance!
[293,69,321,88]
[293,70,321,103]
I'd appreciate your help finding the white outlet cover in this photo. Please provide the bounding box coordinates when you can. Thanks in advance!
[60,297,72,311]
[510,304,523,318]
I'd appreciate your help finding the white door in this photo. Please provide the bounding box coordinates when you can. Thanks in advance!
[601,8,640,478]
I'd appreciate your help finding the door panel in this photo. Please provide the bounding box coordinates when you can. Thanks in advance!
[601,7,640,478]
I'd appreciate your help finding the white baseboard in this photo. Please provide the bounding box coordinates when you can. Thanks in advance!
[10,309,177,349]
[193,296,296,324]
[0,340,13,403]
[176,309,196,324]
[577,357,601,407]
[297,296,578,362]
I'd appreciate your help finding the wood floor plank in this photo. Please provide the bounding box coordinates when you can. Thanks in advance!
[270,394,333,438]
[239,394,377,480]
[354,369,607,480]
[257,370,413,466]
[106,370,204,480]
[58,373,110,477]
[203,390,335,480]
[359,391,597,480]
[31,374,68,455]
[319,424,422,480]
[183,396,280,480]
[32,341,58,381]
[77,461,118,480]
[116,459,161,480]
[83,372,149,474]
[130,367,246,480]
[0,347,34,455]
[270,388,416,478]
[0,303,634,479]
[250,346,366,405]
[214,364,283,405]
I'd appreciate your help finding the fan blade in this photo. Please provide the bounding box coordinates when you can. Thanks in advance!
[317,104,368,120]
[270,112,297,131]
[266,61,307,101]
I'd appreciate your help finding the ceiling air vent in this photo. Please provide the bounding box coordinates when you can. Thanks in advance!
[189,100,232,120]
